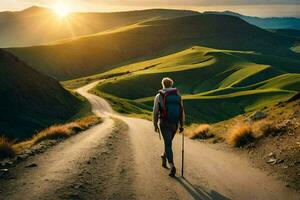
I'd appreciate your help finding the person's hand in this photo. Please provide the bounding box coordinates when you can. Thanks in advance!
[179,126,184,133]
[154,125,159,133]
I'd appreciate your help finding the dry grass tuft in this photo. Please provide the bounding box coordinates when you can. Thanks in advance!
[32,125,73,145]
[251,119,287,137]
[0,135,15,159]
[185,124,213,139]
[32,115,102,145]
[227,124,255,147]
[10,115,102,155]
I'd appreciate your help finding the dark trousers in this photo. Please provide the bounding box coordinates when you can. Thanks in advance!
[160,121,178,164]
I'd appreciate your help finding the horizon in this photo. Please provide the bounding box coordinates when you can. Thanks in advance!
[0,2,300,18]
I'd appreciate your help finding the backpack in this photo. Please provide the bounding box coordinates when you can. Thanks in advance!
[159,88,182,123]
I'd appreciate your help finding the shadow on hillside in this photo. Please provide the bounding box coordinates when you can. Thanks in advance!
[175,176,231,200]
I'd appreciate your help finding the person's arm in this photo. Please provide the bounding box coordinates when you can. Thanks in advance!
[153,94,160,132]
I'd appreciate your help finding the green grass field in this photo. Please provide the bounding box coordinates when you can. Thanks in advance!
[291,44,300,53]
[88,46,300,123]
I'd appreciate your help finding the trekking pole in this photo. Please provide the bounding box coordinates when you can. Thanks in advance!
[181,129,184,178]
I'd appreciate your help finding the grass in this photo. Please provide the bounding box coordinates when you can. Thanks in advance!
[227,123,255,147]
[0,136,15,159]
[184,124,212,139]
[89,89,152,120]
[10,115,102,156]
[291,44,300,53]
[86,45,299,124]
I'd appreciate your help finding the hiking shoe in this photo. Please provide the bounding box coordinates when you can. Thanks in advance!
[169,166,176,177]
[161,155,167,168]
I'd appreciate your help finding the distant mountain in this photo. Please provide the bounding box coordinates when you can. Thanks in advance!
[7,14,296,80]
[0,49,81,139]
[204,11,300,30]
[0,6,198,47]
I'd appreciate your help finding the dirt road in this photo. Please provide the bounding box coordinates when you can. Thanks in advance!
[1,81,299,200]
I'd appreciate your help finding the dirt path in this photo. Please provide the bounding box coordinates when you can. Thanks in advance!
[1,81,299,200]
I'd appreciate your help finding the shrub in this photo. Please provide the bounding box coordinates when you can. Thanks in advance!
[32,115,102,145]
[252,120,287,137]
[185,124,212,139]
[32,125,73,145]
[227,124,255,147]
[0,136,15,159]
[75,115,102,129]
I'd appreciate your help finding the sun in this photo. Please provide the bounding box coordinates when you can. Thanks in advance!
[52,2,70,17]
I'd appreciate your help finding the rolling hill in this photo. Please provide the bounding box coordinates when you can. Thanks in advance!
[0,49,83,139]
[204,11,300,30]
[0,6,197,47]
[88,46,300,123]
[7,14,297,80]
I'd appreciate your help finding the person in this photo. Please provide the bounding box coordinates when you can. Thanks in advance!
[153,77,185,177]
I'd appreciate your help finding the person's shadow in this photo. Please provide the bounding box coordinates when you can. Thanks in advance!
[174,176,231,200]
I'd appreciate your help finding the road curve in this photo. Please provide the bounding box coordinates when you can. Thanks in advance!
[0,81,299,200]
[77,81,300,200]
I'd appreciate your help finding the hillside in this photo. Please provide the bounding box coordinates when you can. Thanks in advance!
[271,29,300,38]
[0,6,197,47]
[88,46,300,123]
[7,14,297,80]
[204,11,300,30]
[202,94,300,191]
[0,49,82,139]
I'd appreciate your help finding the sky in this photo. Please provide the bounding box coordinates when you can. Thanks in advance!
[0,0,300,17]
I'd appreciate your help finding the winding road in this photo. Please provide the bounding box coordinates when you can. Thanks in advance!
[1,81,299,200]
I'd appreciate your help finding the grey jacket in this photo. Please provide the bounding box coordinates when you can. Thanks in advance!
[153,88,185,126]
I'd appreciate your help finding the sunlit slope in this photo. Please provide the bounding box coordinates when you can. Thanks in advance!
[8,14,296,80]
[0,49,82,139]
[94,46,300,123]
[0,6,197,47]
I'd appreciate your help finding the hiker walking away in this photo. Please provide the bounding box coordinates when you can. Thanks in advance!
[153,77,185,177]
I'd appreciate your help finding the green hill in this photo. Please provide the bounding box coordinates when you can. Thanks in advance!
[7,14,297,80]
[0,49,83,139]
[89,46,300,123]
[0,6,197,47]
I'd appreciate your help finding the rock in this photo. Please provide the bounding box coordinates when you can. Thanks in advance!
[247,111,267,121]
[285,183,290,187]
[86,160,91,165]
[25,163,38,168]
[268,152,275,157]
[0,169,9,178]
[1,161,14,168]
[267,158,277,165]
[74,184,84,189]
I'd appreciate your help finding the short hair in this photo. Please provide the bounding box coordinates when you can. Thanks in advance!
[162,77,174,88]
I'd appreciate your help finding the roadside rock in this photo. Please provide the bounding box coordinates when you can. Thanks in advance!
[0,169,9,178]
[25,163,38,168]
[0,160,15,168]
[247,111,267,121]
[267,158,278,165]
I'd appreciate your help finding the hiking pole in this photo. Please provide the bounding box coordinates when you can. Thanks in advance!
[181,128,184,178]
